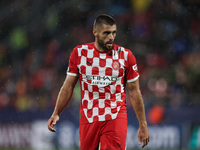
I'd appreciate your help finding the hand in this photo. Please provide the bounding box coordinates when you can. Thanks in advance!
[138,124,150,148]
[47,115,59,132]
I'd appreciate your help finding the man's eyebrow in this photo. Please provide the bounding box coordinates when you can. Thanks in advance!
[103,31,111,33]
[103,30,116,34]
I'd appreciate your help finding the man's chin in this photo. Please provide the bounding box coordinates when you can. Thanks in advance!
[106,44,113,50]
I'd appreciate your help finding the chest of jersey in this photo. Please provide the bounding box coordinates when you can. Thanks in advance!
[77,48,126,87]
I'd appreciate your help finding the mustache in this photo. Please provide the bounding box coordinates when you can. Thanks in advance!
[106,41,113,44]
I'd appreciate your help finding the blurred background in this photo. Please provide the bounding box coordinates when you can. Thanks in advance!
[0,0,200,149]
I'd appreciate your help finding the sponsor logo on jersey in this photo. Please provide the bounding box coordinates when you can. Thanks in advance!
[83,75,117,82]
[86,61,93,66]
[82,75,117,86]
[132,64,138,72]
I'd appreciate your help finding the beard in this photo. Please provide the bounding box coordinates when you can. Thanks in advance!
[97,35,113,51]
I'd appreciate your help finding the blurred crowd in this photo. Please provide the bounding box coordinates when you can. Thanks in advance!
[0,0,200,112]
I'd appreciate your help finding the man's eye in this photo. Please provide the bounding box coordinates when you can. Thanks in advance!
[104,32,110,35]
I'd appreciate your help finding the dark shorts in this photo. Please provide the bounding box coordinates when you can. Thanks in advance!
[79,118,127,150]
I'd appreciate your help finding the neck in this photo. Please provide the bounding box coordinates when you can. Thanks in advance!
[94,41,105,52]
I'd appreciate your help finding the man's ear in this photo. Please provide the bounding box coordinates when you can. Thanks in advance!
[93,28,97,36]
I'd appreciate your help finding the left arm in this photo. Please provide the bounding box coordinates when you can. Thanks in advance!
[127,79,150,148]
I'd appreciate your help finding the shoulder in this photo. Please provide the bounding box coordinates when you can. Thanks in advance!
[73,42,94,50]
[114,44,136,60]
[114,44,133,54]
[72,43,94,55]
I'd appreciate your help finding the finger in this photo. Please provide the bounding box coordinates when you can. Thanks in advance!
[142,138,149,148]
[48,125,56,132]
[142,139,147,148]
[147,137,150,143]
[50,127,57,132]
[138,137,142,145]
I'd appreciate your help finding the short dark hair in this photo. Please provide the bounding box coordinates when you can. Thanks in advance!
[93,14,116,29]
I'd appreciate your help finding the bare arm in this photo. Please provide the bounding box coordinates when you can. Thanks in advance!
[48,74,78,132]
[127,79,150,148]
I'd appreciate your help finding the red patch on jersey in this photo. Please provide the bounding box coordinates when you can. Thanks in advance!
[118,68,124,76]
[81,49,87,56]
[99,59,106,67]
[89,92,93,100]
[105,68,112,76]
[99,93,105,99]
[105,114,112,120]
[93,85,99,92]
[111,108,118,113]
[87,109,93,118]
[110,94,116,101]
[93,116,99,122]
[83,82,88,90]
[99,108,105,115]
[82,100,88,108]
[116,85,121,93]
[105,100,111,107]
[93,99,99,107]
[92,67,99,75]
[112,61,120,70]
[80,65,86,74]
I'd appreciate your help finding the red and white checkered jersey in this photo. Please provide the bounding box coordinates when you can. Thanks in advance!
[67,42,139,124]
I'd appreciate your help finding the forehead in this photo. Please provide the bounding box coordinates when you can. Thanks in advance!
[97,24,117,32]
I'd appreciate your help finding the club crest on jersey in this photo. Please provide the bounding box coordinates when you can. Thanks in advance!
[112,61,120,70]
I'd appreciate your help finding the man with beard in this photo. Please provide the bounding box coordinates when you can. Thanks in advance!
[48,14,150,150]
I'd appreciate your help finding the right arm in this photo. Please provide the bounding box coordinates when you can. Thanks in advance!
[47,74,78,132]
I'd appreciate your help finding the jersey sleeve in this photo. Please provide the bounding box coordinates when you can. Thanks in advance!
[126,51,140,82]
[67,48,79,76]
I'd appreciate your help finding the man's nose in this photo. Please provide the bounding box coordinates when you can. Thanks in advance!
[108,33,114,40]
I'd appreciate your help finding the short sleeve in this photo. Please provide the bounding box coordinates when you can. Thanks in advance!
[126,51,140,82]
[67,48,79,76]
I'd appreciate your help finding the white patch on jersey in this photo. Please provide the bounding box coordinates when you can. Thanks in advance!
[93,107,98,116]
[116,93,123,101]
[80,56,86,66]
[83,90,89,100]
[105,93,110,99]
[106,58,112,67]
[119,59,124,68]
[88,100,93,109]
[87,49,94,58]
[93,57,99,66]
[93,92,99,99]
[100,53,106,59]
[110,101,117,108]
[88,84,93,92]
[110,85,116,94]
[105,107,111,115]
[99,99,105,108]
[99,87,105,93]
